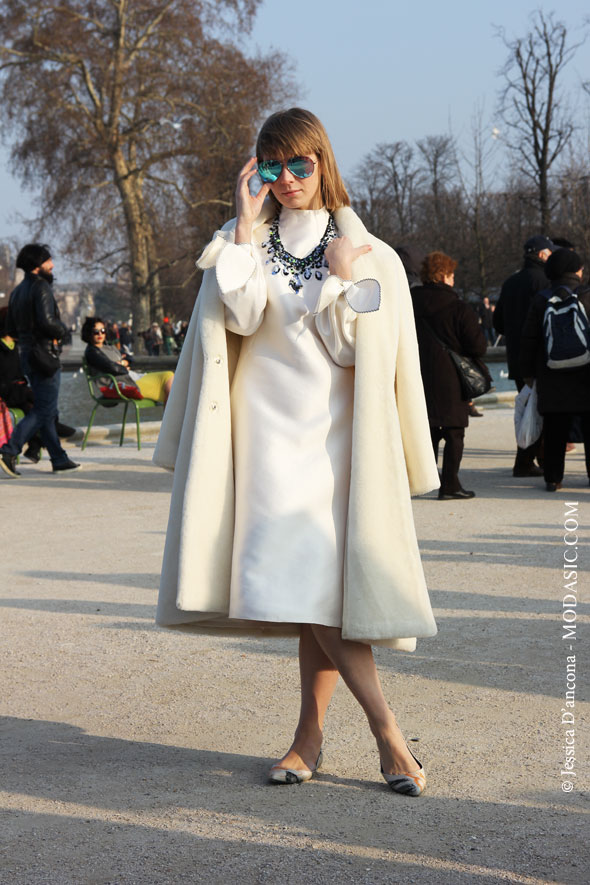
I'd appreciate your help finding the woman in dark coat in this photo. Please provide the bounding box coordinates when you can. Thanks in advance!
[520,249,590,491]
[411,252,487,499]
[81,316,173,404]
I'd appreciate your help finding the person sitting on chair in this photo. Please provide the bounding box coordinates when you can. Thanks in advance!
[81,316,173,404]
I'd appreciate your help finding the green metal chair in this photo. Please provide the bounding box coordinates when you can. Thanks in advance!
[81,360,159,451]
[7,406,25,426]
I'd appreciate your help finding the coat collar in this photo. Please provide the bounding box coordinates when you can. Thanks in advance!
[198,203,373,271]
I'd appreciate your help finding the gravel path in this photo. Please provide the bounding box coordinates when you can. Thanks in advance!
[1,409,588,884]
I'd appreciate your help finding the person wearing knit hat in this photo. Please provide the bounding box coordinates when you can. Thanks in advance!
[0,244,80,478]
[544,248,583,281]
[545,248,586,453]
[520,250,590,491]
[493,235,554,477]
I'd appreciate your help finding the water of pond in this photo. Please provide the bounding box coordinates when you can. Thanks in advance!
[57,359,514,428]
[487,361,513,394]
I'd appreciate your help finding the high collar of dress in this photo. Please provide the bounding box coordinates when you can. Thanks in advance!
[278,206,330,259]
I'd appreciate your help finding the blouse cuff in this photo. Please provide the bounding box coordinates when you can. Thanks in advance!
[197,230,232,269]
[313,275,381,315]
[215,242,257,295]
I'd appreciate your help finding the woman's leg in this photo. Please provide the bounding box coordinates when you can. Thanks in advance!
[310,625,420,774]
[543,413,571,484]
[273,624,339,771]
[440,426,464,493]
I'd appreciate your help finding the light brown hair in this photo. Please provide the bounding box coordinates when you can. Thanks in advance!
[256,108,350,212]
[420,251,458,284]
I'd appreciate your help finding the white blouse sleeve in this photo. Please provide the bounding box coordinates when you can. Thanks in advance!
[214,242,267,336]
[313,275,381,367]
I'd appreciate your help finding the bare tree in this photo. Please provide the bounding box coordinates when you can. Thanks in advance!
[554,140,590,259]
[456,104,501,296]
[349,141,421,245]
[496,9,584,230]
[0,0,295,332]
[416,134,457,231]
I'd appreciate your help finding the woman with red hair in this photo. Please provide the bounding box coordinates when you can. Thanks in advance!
[411,251,487,499]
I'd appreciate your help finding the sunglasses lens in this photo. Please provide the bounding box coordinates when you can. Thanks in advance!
[257,161,282,183]
[288,156,314,179]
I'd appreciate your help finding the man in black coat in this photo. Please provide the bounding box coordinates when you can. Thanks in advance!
[520,249,590,491]
[494,235,554,476]
[0,244,79,477]
[412,251,487,500]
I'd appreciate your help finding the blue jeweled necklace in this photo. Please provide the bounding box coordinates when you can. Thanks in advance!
[261,213,337,293]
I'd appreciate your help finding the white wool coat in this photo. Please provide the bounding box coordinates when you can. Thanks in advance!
[153,203,440,650]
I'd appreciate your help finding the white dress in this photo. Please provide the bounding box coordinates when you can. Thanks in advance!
[215,206,380,628]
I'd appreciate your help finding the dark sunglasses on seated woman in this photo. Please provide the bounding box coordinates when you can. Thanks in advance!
[257,156,316,183]
[93,328,106,335]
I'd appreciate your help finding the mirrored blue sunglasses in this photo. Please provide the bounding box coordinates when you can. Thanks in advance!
[257,156,316,183]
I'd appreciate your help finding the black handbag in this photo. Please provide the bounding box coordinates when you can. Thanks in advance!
[422,321,491,401]
[29,341,60,377]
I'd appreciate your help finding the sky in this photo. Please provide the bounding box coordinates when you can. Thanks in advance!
[0,0,588,266]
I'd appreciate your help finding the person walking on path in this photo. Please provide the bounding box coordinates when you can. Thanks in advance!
[0,244,79,478]
[494,235,554,477]
[520,248,590,491]
[0,306,75,464]
[477,296,495,346]
[411,251,487,500]
[153,108,439,796]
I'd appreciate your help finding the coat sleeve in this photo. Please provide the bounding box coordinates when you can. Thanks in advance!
[458,302,487,358]
[85,345,128,376]
[519,297,543,379]
[33,280,67,340]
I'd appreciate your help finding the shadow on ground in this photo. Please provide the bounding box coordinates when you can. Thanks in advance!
[1,717,586,885]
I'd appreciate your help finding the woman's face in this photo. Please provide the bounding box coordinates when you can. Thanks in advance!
[91,322,107,347]
[265,152,323,211]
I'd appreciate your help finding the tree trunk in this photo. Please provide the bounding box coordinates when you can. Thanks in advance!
[112,150,158,342]
[539,167,550,230]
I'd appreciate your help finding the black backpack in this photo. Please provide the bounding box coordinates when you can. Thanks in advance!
[543,285,590,369]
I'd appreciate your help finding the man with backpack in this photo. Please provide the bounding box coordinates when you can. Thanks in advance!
[520,249,590,492]
[494,235,554,476]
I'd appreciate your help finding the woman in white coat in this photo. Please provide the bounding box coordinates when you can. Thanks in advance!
[154,108,439,796]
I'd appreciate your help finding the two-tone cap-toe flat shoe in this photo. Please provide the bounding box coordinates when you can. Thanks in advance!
[268,750,323,785]
[381,750,426,796]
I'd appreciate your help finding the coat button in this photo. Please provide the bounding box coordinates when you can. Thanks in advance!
[214,356,222,365]
[210,402,218,411]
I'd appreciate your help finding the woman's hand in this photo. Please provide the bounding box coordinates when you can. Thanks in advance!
[325,237,372,281]
[235,157,271,245]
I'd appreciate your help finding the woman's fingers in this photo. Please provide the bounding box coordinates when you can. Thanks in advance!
[236,157,271,225]
[353,244,372,260]
[325,238,373,278]
[238,156,258,179]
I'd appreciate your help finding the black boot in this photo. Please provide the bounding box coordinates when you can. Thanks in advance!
[56,420,76,438]
[23,440,42,463]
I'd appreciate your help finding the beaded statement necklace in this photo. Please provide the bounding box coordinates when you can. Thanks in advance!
[261,213,337,293]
